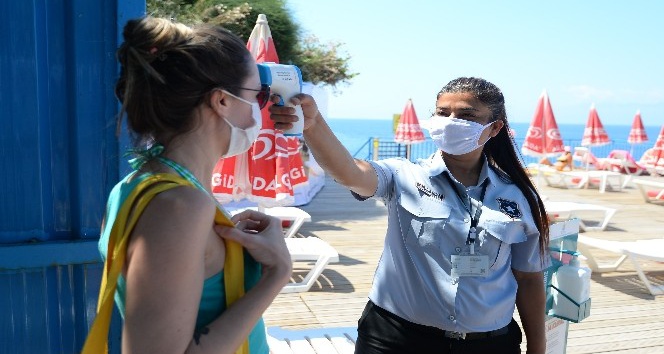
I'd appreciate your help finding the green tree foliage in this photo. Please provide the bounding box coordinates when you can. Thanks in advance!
[295,36,357,90]
[147,0,357,89]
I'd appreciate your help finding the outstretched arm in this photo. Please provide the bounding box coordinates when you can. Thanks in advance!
[270,94,378,197]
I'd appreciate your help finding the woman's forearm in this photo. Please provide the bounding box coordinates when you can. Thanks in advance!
[515,271,546,354]
[303,113,359,183]
[303,113,376,195]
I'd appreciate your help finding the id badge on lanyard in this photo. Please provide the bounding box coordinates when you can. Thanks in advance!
[445,173,489,277]
[451,253,489,277]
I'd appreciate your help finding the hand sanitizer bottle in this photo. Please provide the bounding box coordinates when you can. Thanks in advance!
[552,255,591,321]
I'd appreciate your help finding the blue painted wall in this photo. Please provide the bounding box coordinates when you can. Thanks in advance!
[0,0,144,352]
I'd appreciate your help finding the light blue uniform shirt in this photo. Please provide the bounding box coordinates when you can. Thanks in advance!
[354,152,549,333]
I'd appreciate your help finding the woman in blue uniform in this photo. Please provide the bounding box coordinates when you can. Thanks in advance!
[270,77,550,354]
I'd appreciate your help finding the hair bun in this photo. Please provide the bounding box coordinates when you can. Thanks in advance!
[115,16,251,144]
[121,17,192,60]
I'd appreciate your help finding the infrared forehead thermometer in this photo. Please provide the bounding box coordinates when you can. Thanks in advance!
[256,62,304,136]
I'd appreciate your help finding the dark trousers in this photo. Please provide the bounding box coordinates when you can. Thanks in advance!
[355,301,522,354]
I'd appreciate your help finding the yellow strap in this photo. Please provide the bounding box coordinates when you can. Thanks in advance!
[83,174,248,354]
[216,209,249,354]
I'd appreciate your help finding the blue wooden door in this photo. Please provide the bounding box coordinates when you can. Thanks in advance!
[0,1,144,352]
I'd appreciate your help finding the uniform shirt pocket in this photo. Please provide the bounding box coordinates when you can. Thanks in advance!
[480,219,527,270]
[398,190,451,252]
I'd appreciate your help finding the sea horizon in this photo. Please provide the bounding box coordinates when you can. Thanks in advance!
[327,116,661,128]
[325,118,662,164]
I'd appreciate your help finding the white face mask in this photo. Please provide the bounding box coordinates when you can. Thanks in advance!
[221,91,262,158]
[423,116,494,155]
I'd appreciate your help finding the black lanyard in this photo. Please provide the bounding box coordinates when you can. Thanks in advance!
[443,173,489,247]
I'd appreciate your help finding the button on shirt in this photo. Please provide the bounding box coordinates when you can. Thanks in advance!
[353,153,550,333]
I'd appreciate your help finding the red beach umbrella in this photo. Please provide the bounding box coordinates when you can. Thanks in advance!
[394,99,425,144]
[246,14,280,63]
[522,90,564,157]
[287,138,308,188]
[654,125,664,163]
[212,153,251,204]
[581,104,610,147]
[627,110,648,145]
[627,110,648,157]
[655,125,664,149]
[212,14,307,207]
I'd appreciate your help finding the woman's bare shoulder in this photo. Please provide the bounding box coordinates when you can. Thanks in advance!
[130,186,217,249]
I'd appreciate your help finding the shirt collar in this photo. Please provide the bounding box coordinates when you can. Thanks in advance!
[424,151,494,187]
[423,151,446,176]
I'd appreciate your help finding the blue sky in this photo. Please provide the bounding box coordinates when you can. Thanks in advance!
[286,0,664,126]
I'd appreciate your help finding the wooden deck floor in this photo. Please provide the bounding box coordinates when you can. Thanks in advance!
[263,175,664,353]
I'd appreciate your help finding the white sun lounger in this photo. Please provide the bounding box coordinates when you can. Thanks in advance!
[263,206,313,238]
[603,150,647,188]
[283,237,340,294]
[544,201,617,231]
[632,179,664,204]
[572,146,612,171]
[267,326,357,354]
[542,170,624,193]
[576,235,664,296]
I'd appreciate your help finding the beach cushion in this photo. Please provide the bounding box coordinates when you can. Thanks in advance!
[571,177,602,185]
[647,190,664,200]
